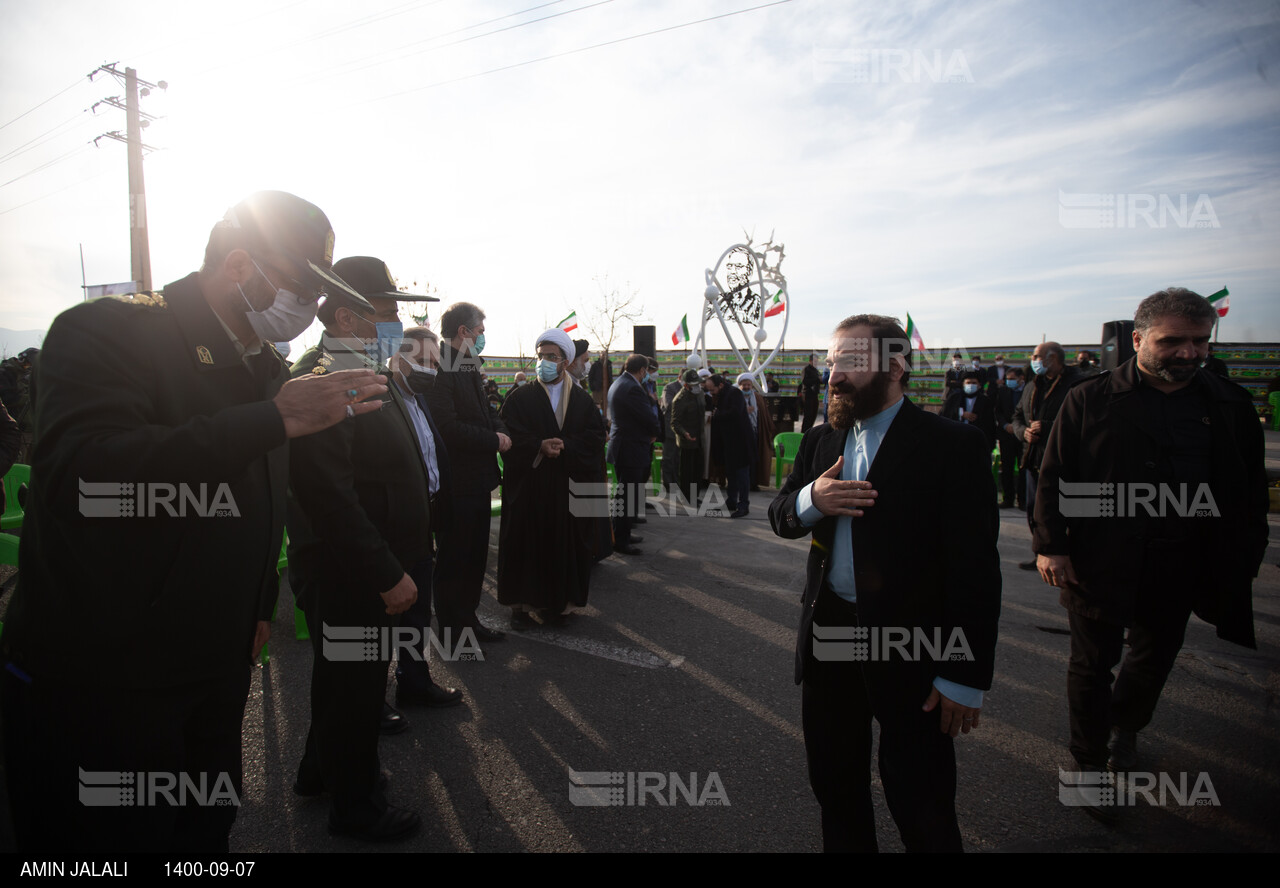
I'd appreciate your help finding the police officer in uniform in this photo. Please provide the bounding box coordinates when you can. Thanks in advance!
[287,256,440,842]
[0,191,384,853]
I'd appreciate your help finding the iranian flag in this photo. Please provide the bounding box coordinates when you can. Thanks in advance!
[672,314,691,345]
[1207,287,1229,318]
[905,313,925,351]
[763,290,786,318]
[557,311,579,332]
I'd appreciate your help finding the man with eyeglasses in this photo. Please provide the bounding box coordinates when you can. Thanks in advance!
[0,191,386,853]
[496,328,605,624]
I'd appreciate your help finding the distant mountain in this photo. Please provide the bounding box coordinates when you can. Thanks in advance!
[0,328,46,357]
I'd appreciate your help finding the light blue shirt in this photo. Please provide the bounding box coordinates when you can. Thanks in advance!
[795,396,982,709]
[396,378,441,497]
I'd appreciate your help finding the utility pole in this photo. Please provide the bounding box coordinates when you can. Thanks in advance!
[91,63,166,293]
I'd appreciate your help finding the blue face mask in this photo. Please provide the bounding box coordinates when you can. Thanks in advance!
[1030,358,1046,375]
[368,320,404,365]
[351,312,403,365]
[1006,379,1020,389]
[472,332,486,355]
[537,359,560,383]
[963,383,979,395]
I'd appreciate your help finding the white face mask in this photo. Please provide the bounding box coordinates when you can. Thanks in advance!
[239,259,318,342]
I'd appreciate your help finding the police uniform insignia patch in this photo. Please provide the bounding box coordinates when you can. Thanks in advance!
[108,291,167,308]
[311,366,326,375]
[324,229,335,264]
[197,345,214,365]
[318,355,333,366]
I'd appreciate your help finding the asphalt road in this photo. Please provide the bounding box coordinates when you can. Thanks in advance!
[229,484,1280,853]
[3,437,1278,854]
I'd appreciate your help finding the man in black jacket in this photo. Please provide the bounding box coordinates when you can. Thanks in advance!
[288,257,444,842]
[941,370,996,453]
[1011,342,1079,568]
[607,353,660,554]
[769,314,1000,852]
[424,302,511,644]
[799,354,822,432]
[0,191,383,852]
[706,374,754,517]
[994,368,1025,508]
[1033,288,1267,779]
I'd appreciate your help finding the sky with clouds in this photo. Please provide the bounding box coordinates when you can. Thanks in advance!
[1,0,1276,360]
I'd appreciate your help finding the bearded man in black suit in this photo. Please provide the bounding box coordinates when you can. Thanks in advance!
[769,314,1001,853]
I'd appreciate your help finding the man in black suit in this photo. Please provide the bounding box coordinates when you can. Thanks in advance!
[943,352,967,401]
[799,354,822,431]
[387,326,464,713]
[607,353,660,554]
[424,302,511,645]
[769,313,1001,853]
[288,255,438,842]
[994,368,1025,508]
[941,370,996,453]
[705,374,754,517]
[985,353,1009,396]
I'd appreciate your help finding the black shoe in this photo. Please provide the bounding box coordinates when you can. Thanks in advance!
[380,702,409,735]
[329,806,421,842]
[1107,728,1138,772]
[633,516,648,525]
[730,508,749,518]
[613,544,642,556]
[1000,501,1015,509]
[725,502,737,511]
[472,623,506,643]
[1018,559,1037,570]
[397,682,464,708]
[625,535,644,544]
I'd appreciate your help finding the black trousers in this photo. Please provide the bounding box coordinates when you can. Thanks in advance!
[996,430,1020,505]
[677,445,701,504]
[611,462,649,545]
[801,391,819,432]
[396,557,437,694]
[801,589,961,852]
[2,664,250,853]
[1066,573,1196,769]
[296,573,396,828]
[433,492,493,632]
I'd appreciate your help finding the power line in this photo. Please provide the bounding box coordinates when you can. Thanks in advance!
[0,77,85,133]
[0,142,93,190]
[0,110,89,166]
[0,166,113,217]
[296,0,612,88]
[362,0,795,104]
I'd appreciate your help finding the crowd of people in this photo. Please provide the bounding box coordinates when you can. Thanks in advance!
[0,187,1266,854]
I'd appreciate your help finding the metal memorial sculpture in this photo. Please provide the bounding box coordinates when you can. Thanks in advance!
[687,233,790,388]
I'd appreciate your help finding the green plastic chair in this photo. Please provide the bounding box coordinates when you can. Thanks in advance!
[773,432,804,489]
[1269,391,1280,431]
[1,463,30,531]
[0,531,19,567]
